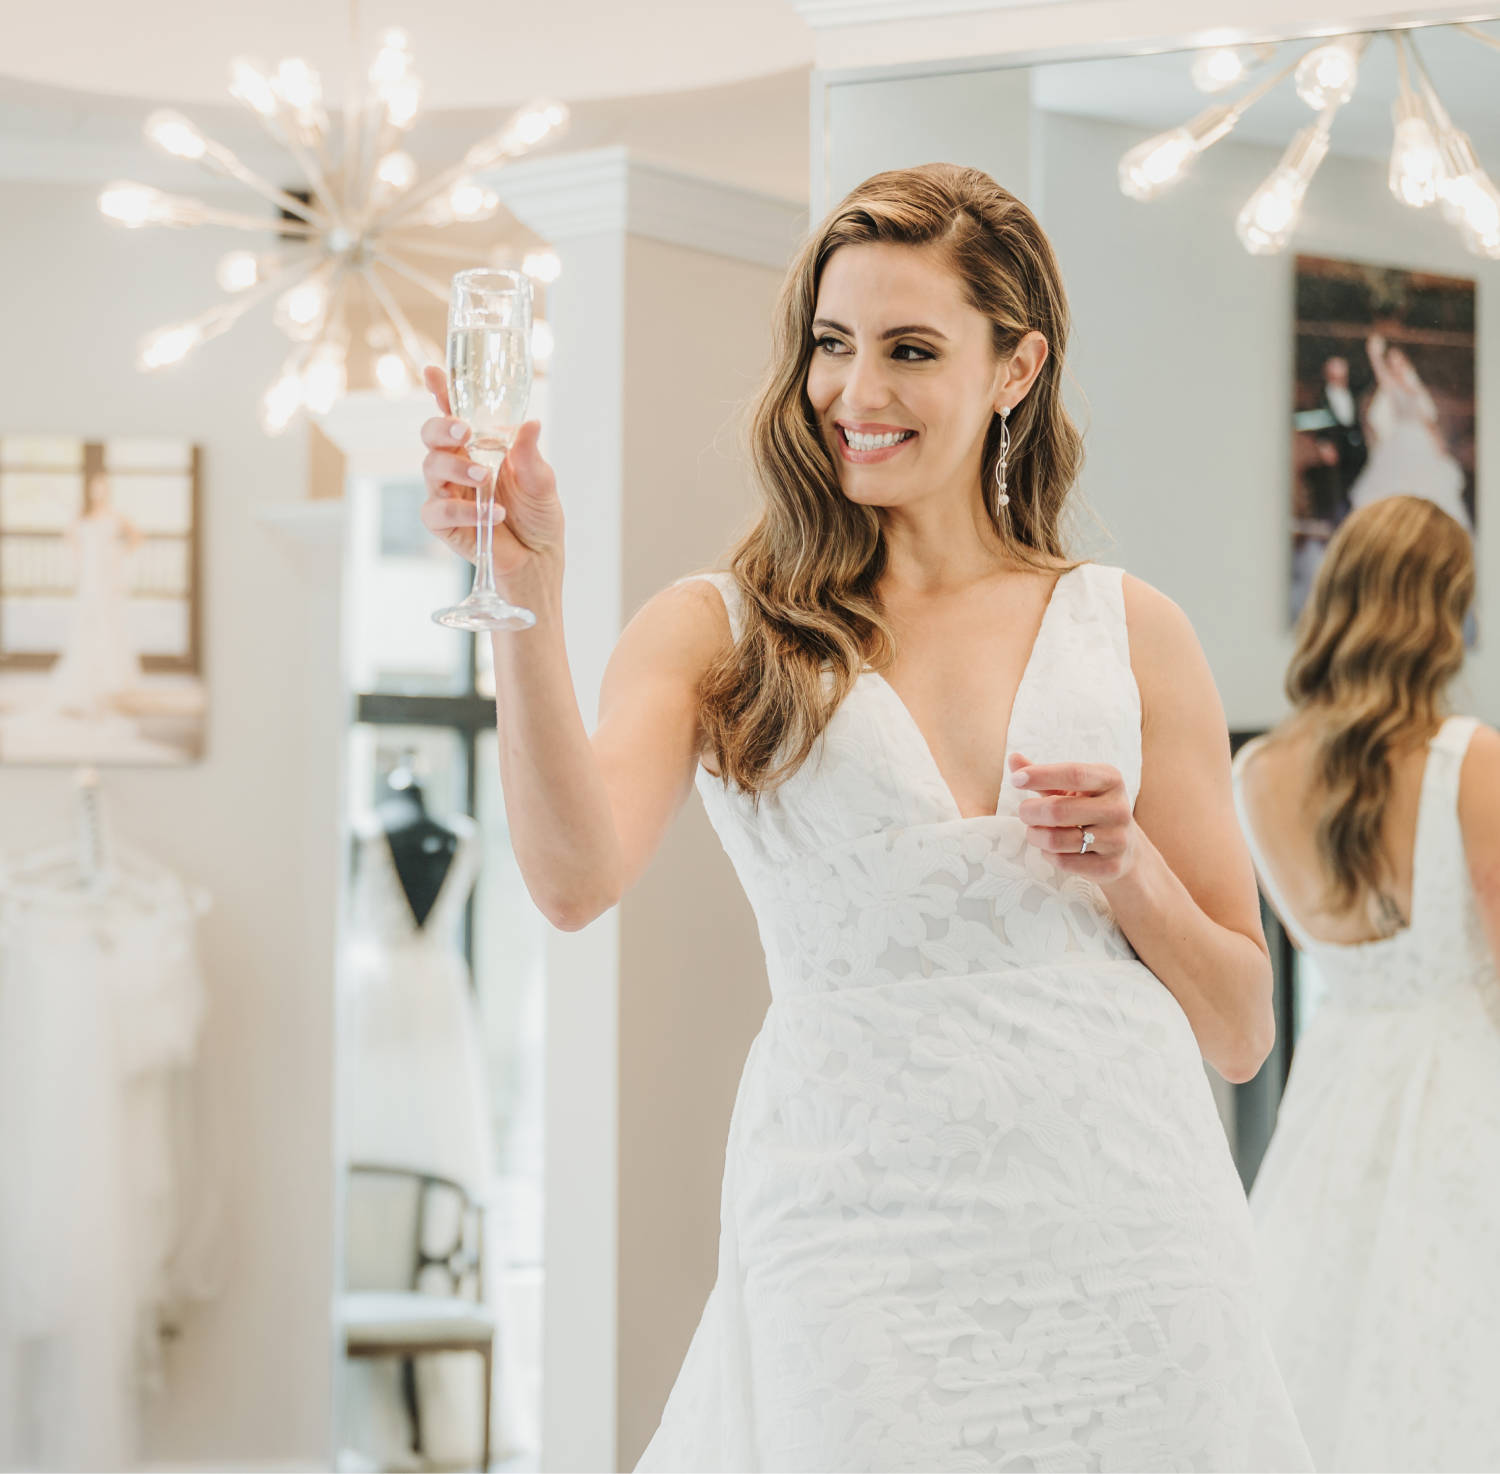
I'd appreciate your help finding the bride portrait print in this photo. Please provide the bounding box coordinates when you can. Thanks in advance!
[0,436,205,765]
[1290,254,1477,629]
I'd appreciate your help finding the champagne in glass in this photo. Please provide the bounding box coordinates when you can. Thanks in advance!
[432,267,537,632]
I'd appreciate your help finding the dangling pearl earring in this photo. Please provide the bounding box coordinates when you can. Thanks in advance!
[993,406,1011,512]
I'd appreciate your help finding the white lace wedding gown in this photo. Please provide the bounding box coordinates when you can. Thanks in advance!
[1233,715,1500,1472]
[638,561,1312,1473]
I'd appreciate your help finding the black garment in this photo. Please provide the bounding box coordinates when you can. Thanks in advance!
[374,773,460,930]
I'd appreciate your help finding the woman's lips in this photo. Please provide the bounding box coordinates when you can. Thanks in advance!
[836,426,917,464]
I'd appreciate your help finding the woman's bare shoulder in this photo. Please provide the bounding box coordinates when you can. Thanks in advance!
[613,573,736,680]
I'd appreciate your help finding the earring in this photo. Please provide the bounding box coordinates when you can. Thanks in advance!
[993,406,1011,512]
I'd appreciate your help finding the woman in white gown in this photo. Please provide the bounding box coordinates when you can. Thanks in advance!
[417,162,1311,1470]
[1232,494,1500,1473]
[45,473,144,717]
[1347,334,1472,530]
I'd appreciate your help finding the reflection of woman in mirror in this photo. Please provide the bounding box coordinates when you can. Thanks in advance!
[417,164,1312,1470]
[45,472,144,718]
[1348,332,1472,529]
[1233,496,1500,1471]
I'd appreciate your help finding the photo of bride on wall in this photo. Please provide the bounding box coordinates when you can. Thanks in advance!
[0,436,206,764]
[1290,254,1477,631]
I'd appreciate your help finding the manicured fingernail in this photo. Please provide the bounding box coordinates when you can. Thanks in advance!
[1012,770,1029,787]
[449,422,468,443]
[467,465,488,482]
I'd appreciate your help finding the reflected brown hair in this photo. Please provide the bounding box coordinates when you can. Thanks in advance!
[698,162,1084,800]
[1280,495,1474,925]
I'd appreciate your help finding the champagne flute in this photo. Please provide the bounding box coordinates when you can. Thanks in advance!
[432,267,537,631]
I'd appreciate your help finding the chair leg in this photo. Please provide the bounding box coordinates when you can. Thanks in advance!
[401,1355,423,1456]
[479,1341,494,1472]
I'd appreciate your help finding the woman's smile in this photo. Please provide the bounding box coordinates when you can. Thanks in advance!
[835,419,919,464]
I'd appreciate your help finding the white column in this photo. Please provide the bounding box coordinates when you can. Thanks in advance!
[487,147,805,1473]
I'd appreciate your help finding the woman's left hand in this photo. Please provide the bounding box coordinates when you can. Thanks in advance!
[1009,751,1138,882]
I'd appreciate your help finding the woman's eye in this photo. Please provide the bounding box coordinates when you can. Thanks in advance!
[893,344,934,361]
[813,337,933,361]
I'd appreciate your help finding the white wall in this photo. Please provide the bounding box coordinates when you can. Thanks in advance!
[0,181,338,1466]
[1039,107,1499,728]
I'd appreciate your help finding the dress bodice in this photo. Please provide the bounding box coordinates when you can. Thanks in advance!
[348,812,480,951]
[677,562,1143,1000]
[1233,716,1499,1014]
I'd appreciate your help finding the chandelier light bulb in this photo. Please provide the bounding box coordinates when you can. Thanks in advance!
[301,343,347,416]
[260,368,304,436]
[274,277,330,339]
[376,151,417,193]
[449,180,499,222]
[228,58,278,117]
[1190,44,1275,94]
[1118,129,1197,199]
[216,250,261,292]
[374,351,411,394]
[273,58,323,119]
[1389,96,1444,208]
[384,77,422,131]
[1295,37,1362,111]
[145,110,207,161]
[99,181,166,227]
[139,323,203,370]
[369,31,411,89]
[1236,120,1332,254]
[523,249,562,283]
[464,99,570,170]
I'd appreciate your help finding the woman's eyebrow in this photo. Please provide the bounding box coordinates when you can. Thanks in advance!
[811,317,950,342]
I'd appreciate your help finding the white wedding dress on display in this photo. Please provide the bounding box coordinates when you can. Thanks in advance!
[1233,716,1500,1472]
[46,511,142,717]
[638,562,1312,1473]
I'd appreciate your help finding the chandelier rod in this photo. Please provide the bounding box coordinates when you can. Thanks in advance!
[371,249,452,304]
[361,260,436,372]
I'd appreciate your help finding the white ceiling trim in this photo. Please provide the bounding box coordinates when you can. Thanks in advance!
[791,0,1069,25]
[805,0,1500,74]
[485,146,808,268]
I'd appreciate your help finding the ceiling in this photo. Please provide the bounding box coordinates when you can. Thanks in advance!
[0,0,815,109]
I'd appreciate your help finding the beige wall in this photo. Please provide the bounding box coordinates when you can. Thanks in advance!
[615,235,782,1470]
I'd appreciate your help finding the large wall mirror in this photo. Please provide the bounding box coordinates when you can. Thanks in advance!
[818,14,1499,1181]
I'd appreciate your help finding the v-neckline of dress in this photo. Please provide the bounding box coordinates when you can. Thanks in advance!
[862,564,1078,822]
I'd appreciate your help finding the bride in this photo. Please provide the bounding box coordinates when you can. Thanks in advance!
[1347,333,1472,530]
[416,162,1311,1471]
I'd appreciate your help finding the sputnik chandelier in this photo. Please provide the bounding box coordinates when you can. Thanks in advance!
[98,25,568,434]
[1119,24,1500,258]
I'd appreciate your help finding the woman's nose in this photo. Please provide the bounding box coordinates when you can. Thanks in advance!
[840,350,894,411]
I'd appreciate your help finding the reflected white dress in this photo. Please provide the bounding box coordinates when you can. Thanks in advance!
[1234,716,1500,1472]
[638,562,1312,1473]
[1347,380,1471,530]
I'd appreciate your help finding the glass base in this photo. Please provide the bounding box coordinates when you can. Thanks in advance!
[432,591,537,632]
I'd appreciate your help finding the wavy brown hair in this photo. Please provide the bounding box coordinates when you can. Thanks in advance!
[1279,495,1474,926]
[698,163,1086,800]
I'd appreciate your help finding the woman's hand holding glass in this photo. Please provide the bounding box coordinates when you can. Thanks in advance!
[419,365,564,587]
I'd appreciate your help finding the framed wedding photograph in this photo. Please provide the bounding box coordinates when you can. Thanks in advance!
[0,435,205,764]
[1290,254,1478,638]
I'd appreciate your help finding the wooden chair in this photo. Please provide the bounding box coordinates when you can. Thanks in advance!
[341,1163,497,1471]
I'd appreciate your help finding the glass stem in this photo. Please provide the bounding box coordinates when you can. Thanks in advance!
[472,457,500,599]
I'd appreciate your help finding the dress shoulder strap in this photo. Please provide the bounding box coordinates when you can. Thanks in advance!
[1230,737,1318,952]
[1410,714,1482,928]
[672,570,743,644]
[1072,561,1130,666]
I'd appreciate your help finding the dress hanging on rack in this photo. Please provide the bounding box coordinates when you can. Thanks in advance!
[0,771,217,1472]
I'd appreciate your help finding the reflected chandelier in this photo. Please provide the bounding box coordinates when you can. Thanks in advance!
[98,27,567,434]
[1119,25,1500,258]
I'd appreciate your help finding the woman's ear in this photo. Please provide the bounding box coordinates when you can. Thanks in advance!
[1005,330,1050,403]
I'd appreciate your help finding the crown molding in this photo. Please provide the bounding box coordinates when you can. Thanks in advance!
[792,0,1068,22]
[484,146,807,269]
